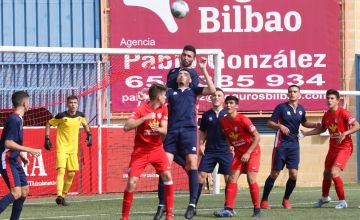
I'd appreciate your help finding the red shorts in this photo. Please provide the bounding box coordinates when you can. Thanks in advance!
[324,148,352,170]
[230,148,260,173]
[128,148,171,177]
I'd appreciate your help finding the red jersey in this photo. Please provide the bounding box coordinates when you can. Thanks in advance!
[321,107,356,150]
[131,102,168,152]
[220,113,260,155]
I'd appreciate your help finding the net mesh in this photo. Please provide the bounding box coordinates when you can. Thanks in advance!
[0,50,219,196]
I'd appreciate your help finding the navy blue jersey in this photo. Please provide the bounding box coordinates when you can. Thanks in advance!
[200,108,228,153]
[270,102,307,142]
[167,87,204,130]
[166,67,199,89]
[0,113,23,162]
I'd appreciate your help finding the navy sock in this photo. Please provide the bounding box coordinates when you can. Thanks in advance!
[10,196,26,220]
[0,193,16,213]
[158,178,165,206]
[284,178,296,200]
[195,183,203,205]
[262,176,275,201]
[188,169,199,205]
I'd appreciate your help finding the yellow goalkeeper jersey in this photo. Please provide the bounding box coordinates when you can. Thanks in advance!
[49,111,87,154]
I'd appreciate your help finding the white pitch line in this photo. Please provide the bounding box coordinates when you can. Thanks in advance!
[3,200,358,220]
[24,188,360,206]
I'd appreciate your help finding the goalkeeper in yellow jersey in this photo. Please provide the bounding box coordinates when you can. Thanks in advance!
[44,95,92,206]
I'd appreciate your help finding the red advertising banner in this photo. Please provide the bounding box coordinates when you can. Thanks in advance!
[110,0,340,112]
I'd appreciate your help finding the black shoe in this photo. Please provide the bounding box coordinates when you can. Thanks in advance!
[252,208,261,218]
[61,197,70,206]
[185,205,196,219]
[55,196,63,206]
[154,205,166,220]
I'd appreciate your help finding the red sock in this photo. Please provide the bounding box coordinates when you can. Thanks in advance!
[164,184,174,216]
[322,179,332,197]
[225,183,238,209]
[332,176,345,200]
[249,182,260,208]
[122,191,134,218]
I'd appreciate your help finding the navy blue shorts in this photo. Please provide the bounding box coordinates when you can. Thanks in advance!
[164,127,197,155]
[0,162,28,188]
[198,152,233,175]
[272,141,300,170]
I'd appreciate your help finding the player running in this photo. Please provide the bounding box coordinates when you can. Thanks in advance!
[196,88,232,206]
[260,85,320,209]
[45,95,92,206]
[121,83,174,220]
[302,89,359,209]
[214,96,261,218]
[0,91,41,219]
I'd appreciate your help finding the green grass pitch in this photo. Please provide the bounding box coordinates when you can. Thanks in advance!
[1,184,360,219]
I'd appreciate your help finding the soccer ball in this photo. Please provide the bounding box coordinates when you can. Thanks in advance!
[171,0,189,19]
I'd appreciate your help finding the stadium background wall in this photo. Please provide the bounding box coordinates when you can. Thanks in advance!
[0,0,359,197]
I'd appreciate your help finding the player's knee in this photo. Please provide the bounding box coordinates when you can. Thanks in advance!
[21,186,29,197]
[247,174,257,184]
[126,178,138,192]
[67,171,76,178]
[270,170,280,179]
[323,170,331,179]
[289,171,298,180]
[198,172,207,183]
[11,188,22,200]
[330,169,340,178]
[160,171,172,182]
[57,168,66,176]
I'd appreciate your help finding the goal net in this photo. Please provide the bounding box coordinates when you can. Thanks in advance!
[0,46,222,196]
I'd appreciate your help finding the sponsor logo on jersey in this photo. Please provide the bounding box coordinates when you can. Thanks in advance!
[329,123,337,132]
[299,110,303,115]
[287,111,291,115]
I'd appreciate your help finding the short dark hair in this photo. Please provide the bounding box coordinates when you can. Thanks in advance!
[326,89,340,100]
[149,83,167,101]
[183,45,196,56]
[67,95,78,103]
[12,91,29,108]
[225,95,239,104]
[288,84,300,92]
[215,87,224,95]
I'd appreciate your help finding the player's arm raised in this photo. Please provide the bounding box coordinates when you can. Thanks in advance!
[241,130,260,163]
[199,57,216,95]
[124,112,155,132]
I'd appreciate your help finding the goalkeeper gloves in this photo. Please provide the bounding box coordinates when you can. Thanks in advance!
[86,133,92,147]
[44,135,52,150]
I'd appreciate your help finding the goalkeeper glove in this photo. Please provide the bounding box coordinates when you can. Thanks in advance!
[44,135,52,150]
[86,133,92,147]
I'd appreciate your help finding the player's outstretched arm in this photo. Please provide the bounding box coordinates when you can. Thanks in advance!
[199,57,216,95]
[302,121,322,129]
[301,126,327,137]
[124,112,155,132]
[5,140,41,157]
